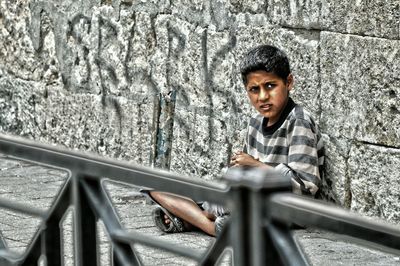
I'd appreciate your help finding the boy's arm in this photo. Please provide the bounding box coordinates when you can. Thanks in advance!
[230,151,271,168]
[275,118,321,196]
[231,116,322,196]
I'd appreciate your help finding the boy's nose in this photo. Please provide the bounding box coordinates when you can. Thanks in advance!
[258,88,269,101]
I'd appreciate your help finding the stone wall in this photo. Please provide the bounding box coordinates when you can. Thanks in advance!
[1,0,399,223]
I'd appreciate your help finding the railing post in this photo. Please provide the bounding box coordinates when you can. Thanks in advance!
[80,177,142,266]
[0,230,6,250]
[73,173,98,266]
[229,184,251,266]
[0,230,12,266]
[42,219,62,266]
[224,167,292,266]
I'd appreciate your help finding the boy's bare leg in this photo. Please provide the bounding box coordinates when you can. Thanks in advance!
[150,191,216,236]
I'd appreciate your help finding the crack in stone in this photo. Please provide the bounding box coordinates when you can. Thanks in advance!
[357,140,400,150]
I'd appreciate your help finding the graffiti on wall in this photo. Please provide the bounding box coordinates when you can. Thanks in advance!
[27,0,247,173]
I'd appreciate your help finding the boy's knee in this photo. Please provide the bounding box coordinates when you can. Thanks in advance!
[150,191,168,203]
[150,191,178,208]
[149,190,161,199]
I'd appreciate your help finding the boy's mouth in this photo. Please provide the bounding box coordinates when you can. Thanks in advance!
[259,104,272,111]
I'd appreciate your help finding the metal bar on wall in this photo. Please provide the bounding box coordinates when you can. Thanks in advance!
[80,177,141,266]
[0,134,228,205]
[265,223,309,266]
[111,230,203,261]
[0,231,19,266]
[43,219,62,266]
[229,187,250,266]
[19,177,72,265]
[72,174,99,266]
[269,194,400,255]
[0,198,46,218]
[1,134,400,266]
[199,221,231,265]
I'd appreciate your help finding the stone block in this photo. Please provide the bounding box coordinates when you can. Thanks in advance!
[8,1,163,98]
[267,0,400,39]
[320,31,400,148]
[124,12,158,95]
[62,5,137,96]
[170,0,209,27]
[170,0,237,31]
[229,0,268,14]
[41,90,156,166]
[205,26,253,117]
[0,75,156,166]
[0,77,46,137]
[320,1,400,39]
[152,15,205,98]
[0,0,60,83]
[170,106,248,179]
[124,0,170,15]
[267,0,322,29]
[320,135,351,206]
[348,143,400,223]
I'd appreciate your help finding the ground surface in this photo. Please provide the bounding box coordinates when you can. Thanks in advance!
[0,155,399,265]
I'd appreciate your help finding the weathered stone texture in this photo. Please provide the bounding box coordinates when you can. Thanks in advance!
[320,32,400,148]
[267,0,400,39]
[0,0,58,83]
[320,136,351,206]
[267,0,322,29]
[42,92,156,164]
[348,144,400,222]
[229,0,268,14]
[319,31,400,213]
[320,1,400,39]
[1,0,400,225]
[0,77,44,137]
[0,76,156,165]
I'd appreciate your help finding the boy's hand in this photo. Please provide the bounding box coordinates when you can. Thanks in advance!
[230,151,267,168]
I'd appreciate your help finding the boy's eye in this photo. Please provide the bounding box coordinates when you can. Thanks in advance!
[265,83,275,89]
[248,86,259,93]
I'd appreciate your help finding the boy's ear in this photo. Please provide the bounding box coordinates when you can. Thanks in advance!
[286,74,294,91]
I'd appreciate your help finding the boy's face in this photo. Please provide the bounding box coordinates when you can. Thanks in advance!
[245,70,293,126]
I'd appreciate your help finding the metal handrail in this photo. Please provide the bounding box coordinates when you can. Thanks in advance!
[0,134,228,204]
[269,194,400,255]
[0,133,399,265]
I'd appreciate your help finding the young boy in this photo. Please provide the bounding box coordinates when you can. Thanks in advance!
[147,44,324,236]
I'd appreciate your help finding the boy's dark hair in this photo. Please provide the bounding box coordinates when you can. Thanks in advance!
[239,45,291,84]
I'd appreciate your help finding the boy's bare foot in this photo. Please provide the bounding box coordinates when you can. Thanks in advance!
[164,214,196,231]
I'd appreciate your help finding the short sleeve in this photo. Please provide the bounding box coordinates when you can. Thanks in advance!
[275,118,321,196]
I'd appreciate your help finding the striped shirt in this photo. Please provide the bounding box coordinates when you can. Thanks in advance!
[243,98,324,196]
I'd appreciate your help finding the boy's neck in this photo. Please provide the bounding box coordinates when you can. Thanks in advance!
[263,97,295,134]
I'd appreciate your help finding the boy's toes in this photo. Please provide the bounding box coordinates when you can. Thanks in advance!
[164,214,170,224]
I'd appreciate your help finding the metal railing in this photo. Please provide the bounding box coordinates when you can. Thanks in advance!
[0,133,399,265]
